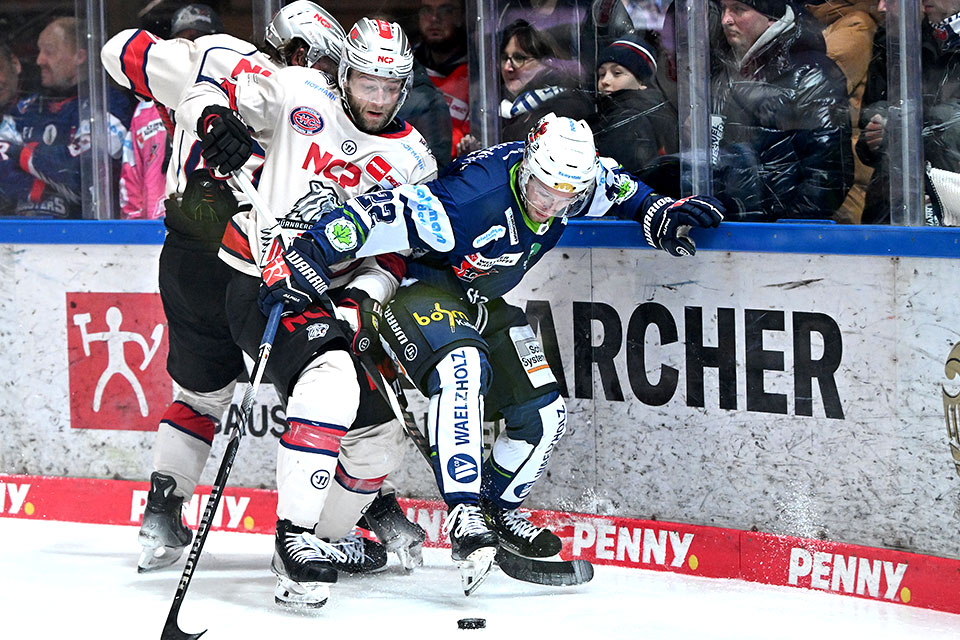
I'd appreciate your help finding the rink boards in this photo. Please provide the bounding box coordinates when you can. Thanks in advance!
[1,225,960,585]
[2,472,960,616]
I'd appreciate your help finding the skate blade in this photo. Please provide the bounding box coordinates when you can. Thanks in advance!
[456,546,497,596]
[395,542,424,572]
[137,543,186,573]
[274,577,330,609]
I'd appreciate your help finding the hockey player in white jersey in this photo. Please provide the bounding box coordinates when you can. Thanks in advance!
[175,17,438,608]
[100,2,352,574]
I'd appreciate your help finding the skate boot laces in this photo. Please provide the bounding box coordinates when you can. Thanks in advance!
[501,508,542,542]
[327,531,370,564]
[284,531,348,565]
[446,503,489,539]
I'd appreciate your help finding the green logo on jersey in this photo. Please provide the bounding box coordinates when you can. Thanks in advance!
[324,219,359,252]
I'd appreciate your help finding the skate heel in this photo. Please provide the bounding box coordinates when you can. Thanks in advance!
[456,546,497,596]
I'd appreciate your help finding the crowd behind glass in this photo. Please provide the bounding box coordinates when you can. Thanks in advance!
[0,0,957,226]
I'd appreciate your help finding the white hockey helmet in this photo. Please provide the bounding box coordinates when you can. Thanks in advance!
[264,1,345,68]
[519,113,599,218]
[338,18,414,125]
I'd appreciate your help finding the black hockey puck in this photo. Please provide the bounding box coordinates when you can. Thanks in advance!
[457,618,486,629]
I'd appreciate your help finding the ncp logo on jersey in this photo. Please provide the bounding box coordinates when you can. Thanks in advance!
[67,292,171,430]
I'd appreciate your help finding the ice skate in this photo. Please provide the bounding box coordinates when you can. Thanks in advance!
[362,491,426,570]
[271,519,341,609]
[137,472,192,573]
[482,499,562,558]
[325,530,388,574]
[445,503,499,596]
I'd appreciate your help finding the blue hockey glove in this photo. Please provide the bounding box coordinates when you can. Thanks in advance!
[640,194,724,256]
[258,246,331,316]
[197,105,252,174]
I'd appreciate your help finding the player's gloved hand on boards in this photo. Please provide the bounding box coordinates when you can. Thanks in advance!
[640,194,724,256]
[258,246,331,316]
[197,105,252,174]
[337,288,386,359]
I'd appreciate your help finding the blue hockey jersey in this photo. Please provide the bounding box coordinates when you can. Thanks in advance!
[0,88,132,218]
[297,140,654,303]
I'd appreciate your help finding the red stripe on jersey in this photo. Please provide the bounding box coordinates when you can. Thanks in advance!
[120,30,157,100]
[282,420,348,453]
[329,260,361,279]
[375,253,406,281]
[377,120,413,139]
[160,401,216,445]
[334,463,387,494]
[18,142,36,174]
[221,218,254,262]
[28,179,44,202]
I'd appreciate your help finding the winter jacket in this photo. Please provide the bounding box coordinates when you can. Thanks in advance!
[711,6,853,221]
[857,21,960,224]
[398,61,453,170]
[499,66,594,143]
[415,41,470,157]
[805,0,881,223]
[589,85,677,175]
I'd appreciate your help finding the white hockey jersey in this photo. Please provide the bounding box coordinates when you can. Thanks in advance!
[100,29,277,199]
[175,66,439,299]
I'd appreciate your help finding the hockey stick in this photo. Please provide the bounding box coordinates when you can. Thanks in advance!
[234,175,590,588]
[231,172,432,463]
[160,301,282,640]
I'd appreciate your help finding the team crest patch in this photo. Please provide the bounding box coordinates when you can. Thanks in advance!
[290,106,324,135]
[306,323,329,340]
[324,218,359,252]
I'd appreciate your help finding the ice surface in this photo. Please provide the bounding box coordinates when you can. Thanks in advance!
[2,518,958,639]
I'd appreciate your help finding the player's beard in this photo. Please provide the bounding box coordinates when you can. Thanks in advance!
[345,91,393,134]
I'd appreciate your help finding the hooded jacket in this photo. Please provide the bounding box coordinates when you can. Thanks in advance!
[711,6,854,220]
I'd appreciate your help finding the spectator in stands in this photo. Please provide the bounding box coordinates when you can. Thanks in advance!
[498,0,635,84]
[415,0,470,160]
[857,0,960,224]
[589,33,676,175]
[710,0,852,221]
[119,4,224,219]
[804,0,881,224]
[498,19,593,142]
[0,16,132,218]
[0,43,23,213]
[397,60,454,169]
[169,3,224,41]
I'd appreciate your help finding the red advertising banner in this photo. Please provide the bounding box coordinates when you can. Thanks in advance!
[66,292,171,430]
[3,473,959,617]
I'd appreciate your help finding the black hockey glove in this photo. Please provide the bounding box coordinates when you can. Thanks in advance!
[258,246,331,316]
[640,194,724,256]
[197,105,252,174]
[337,289,386,359]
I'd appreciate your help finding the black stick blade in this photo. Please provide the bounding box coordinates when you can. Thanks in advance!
[161,617,206,640]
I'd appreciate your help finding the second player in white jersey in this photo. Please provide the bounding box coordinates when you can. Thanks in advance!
[175,64,438,276]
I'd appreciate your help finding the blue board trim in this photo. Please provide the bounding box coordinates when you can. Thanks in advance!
[1,219,958,258]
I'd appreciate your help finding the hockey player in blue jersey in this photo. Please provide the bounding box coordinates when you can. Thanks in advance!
[257,112,724,595]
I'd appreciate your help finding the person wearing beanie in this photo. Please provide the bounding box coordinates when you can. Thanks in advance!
[171,4,225,40]
[710,0,852,220]
[589,33,678,175]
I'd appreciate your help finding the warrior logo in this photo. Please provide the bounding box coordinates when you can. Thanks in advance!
[943,342,960,477]
[311,470,331,489]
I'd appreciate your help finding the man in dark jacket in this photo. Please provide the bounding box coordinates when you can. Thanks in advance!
[711,0,853,221]
[397,60,454,169]
[856,0,960,224]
